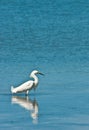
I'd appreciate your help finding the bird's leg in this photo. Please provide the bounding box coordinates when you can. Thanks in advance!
[26,90,29,95]
[26,96,29,101]
[25,90,29,96]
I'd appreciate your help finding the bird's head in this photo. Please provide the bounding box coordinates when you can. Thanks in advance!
[30,70,44,77]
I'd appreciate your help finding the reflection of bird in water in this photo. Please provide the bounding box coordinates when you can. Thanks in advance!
[12,96,38,123]
[11,70,44,95]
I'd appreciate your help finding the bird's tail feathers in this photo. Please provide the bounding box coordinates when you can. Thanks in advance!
[11,86,14,92]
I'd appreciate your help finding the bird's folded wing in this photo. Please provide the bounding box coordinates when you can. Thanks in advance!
[14,81,34,93]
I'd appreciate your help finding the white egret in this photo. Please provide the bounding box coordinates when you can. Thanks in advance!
[11,70,43,95]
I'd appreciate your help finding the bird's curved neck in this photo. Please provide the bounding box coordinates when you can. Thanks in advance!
[32,74,38,86]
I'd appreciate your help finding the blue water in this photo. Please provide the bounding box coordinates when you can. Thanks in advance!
[0,0,89,130]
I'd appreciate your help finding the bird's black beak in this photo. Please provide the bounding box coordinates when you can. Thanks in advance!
[39,72,44,76]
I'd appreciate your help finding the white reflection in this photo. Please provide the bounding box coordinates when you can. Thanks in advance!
[11,96,38,124]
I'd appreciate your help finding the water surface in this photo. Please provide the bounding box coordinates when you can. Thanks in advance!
[0,0,89,130]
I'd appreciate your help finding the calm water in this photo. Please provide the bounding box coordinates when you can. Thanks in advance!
[0,0,89,130]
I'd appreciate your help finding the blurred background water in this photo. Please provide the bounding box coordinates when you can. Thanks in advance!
[0,0,89,130]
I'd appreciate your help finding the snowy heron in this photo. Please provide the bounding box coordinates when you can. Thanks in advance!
[11,70,44,95]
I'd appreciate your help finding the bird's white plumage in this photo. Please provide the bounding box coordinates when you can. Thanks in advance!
[11,81,34,93]
[11,70,43,94]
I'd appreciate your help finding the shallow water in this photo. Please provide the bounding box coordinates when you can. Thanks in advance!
[0,0,89,130]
